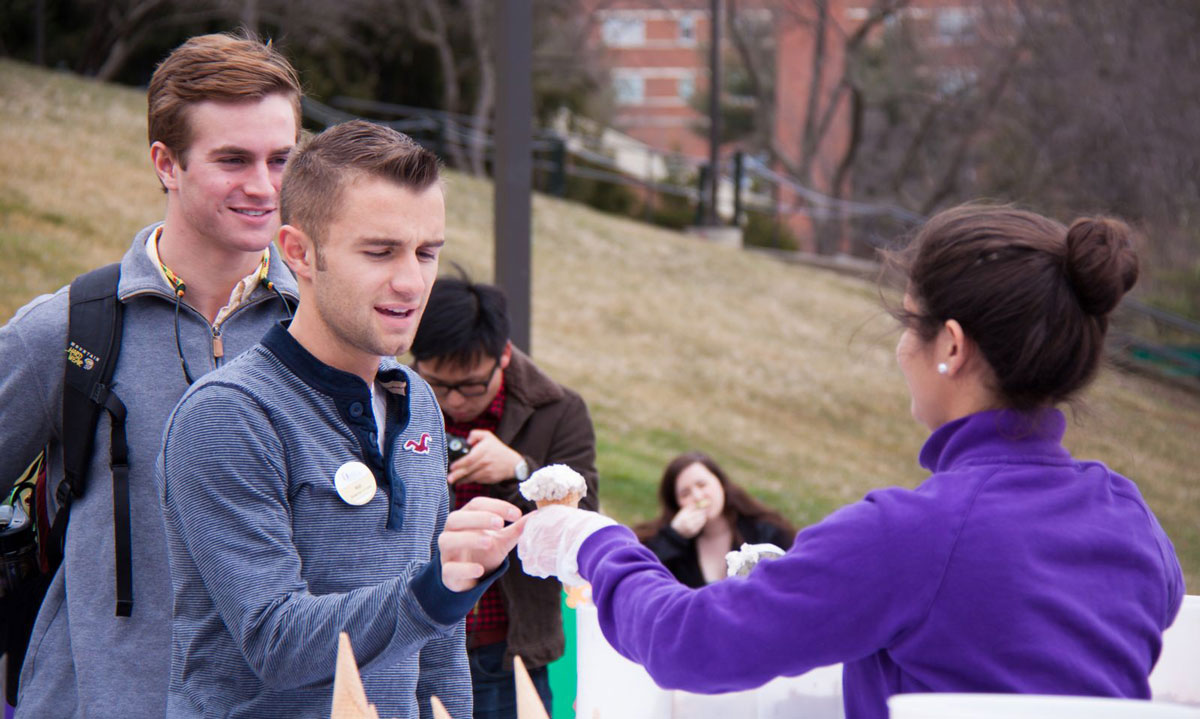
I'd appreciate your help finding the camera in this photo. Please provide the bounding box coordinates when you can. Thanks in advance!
[447,435,471,463]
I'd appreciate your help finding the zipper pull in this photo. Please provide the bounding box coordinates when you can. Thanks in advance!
[212,333,224,359]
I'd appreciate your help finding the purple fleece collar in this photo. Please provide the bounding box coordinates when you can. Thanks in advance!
[918,408,1071,473]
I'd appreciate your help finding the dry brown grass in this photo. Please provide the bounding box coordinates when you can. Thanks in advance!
[2,59,1197,589]
[0,61,161,317]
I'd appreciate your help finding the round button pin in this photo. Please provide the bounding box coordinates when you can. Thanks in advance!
[334,461,376,506]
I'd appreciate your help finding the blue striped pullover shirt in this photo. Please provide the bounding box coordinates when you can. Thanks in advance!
[157,324,497,718]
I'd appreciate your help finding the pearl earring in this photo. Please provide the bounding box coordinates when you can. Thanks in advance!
[937,362,949,375]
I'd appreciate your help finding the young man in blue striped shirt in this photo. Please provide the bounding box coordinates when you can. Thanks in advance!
[157,120,521,718]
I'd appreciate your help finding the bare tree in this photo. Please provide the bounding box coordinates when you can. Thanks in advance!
[394,0,602,176]
[763,0,909,252]
[464,0,494,177]
[402,0,470,171]
[982,0,1200,311]
[723,0,776,152]
[78,0,177,81]
[841,0,1200,311]
[24,0,602,184]
[761,1,907,184]
[73,0,360,82]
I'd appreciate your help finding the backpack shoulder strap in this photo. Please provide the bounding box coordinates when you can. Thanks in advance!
[60,262,123,501]
[53,262,133,616]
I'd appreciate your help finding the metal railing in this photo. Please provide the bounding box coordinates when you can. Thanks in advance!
[300,96,1200,388]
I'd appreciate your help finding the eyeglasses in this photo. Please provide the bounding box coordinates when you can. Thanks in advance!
[419,360,500,398]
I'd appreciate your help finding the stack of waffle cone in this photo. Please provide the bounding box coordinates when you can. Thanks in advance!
[513,656,550,719]
[432,656,548,719]
[330,633,380,719]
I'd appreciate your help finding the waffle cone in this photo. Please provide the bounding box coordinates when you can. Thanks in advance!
[535,491,582,510]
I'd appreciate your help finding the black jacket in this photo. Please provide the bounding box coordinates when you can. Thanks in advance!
[644,516,794,589]
[481,348,598,668]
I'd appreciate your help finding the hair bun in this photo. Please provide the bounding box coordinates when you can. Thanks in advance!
[1064,217,1140,316]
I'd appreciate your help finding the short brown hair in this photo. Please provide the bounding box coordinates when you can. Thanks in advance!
[887,204,1140,410]
[281,120,441,253]
[147,31,302,162]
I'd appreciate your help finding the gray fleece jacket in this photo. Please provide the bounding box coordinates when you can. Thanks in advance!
[0,223,297,718]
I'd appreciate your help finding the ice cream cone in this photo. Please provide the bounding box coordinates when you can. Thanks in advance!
[535,490,583,510]
[520,464,587,509]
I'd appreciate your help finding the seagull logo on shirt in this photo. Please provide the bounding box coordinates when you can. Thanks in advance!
[404,433,432,454]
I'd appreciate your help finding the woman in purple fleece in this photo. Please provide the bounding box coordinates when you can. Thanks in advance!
[518,205,1186,719]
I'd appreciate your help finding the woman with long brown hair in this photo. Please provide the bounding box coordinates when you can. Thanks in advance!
[634,452,793,588]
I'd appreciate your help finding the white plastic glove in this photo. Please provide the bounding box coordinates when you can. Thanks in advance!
[517,505,617,586]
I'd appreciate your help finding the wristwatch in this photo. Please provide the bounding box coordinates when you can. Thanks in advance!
[514,459,530,482]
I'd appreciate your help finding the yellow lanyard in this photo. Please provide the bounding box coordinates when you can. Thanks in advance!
[159,253,271,300]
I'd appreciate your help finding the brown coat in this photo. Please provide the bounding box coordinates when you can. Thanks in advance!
[490,348,598,669]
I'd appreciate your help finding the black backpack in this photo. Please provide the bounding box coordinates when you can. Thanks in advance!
[2,263,129,706]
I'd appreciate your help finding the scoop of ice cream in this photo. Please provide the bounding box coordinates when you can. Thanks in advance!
[519,464,588,504]
[725,542,786,578]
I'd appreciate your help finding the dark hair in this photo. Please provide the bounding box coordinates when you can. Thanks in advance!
[410,277,511,368]
[633,451,795,546]
[281,120,440,261]
[887,204,1139,410]
[148,31,302,162]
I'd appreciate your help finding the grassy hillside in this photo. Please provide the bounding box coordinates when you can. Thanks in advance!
[2,59,1197,590]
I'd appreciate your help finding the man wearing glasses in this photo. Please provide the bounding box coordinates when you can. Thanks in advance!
[410,277,598,719]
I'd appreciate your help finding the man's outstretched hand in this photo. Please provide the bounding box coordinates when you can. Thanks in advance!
[439,496,526,592]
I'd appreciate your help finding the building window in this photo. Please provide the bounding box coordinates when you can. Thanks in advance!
[936,67,977,96]
[678,13,697,45]
[678,74,695,101]
[603,16,646,47]
[935,7,973,44]
[613,72,645,105]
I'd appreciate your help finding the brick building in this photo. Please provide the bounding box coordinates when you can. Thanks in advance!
[586,0,986,250]
[588,1,714,159]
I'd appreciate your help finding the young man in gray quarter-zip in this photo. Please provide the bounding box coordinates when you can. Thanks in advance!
[0,32,302,718]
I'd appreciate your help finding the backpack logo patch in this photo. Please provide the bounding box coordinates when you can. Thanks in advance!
[66,342,99,371]
[403,433,432,454]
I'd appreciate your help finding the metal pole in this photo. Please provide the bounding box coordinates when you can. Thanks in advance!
[733,150,744,226]
[551,137,567,198]
[35,0,46,66]
[643,149,655,222]
[707,0,724,226]
[436,116,448,166]
[495,0,533,354]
